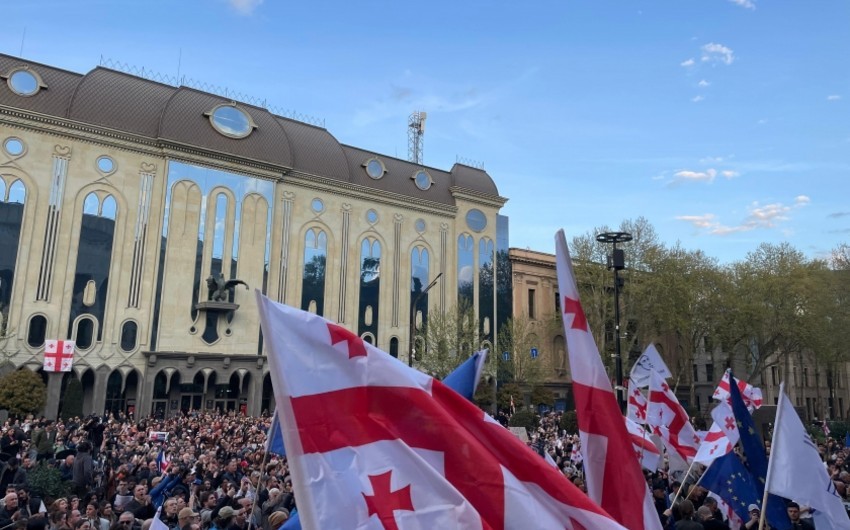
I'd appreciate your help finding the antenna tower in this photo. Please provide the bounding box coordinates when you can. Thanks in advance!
[408,111,427,164]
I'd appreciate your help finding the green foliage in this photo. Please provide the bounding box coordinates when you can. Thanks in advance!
[473,377,494,409]
[559,410,578,434]
[60,378,84,420]
[27,462,71,502]
[530,386,554,407]
[417,303,479,379]
[497,382,521,412]
[508,410,539,434]
[0,369,46,417]
[497,314,549,388]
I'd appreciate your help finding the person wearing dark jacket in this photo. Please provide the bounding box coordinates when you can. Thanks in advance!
[72,442,94,497]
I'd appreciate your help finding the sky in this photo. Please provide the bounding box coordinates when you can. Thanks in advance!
[3,0,848,264]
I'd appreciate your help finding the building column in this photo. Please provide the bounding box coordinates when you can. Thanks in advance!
[90,368,109,415]
[44,372,64,420]
[249,369,264,416]
[138,364,157,417]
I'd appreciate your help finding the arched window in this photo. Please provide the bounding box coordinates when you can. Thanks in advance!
[478,238,494,343]
[120,320,138,352]
[27,315,46,348]
[0,178,26,321]
[457,234,474,309]
[211,194,228,278]
[389,337,399,358]
[75,317,95,350]
[301,228,327,316]
[410,246,431,342]
[358,238,381,341]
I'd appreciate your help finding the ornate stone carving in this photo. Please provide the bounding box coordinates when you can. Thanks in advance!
[141,162,157,172]
[53,145,71,157]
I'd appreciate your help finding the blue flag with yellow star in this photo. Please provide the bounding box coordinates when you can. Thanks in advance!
[700,450,760,523]
[729,373,792,530]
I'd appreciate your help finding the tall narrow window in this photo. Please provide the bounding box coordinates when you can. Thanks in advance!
[706,363,714,383]
[68,192,117,342]
[528,288,536,319]
[478,238,494,344]
[410,246,431,340]
[358,238,381,341]
[211,193,228,280]
[457,234,474,310]
[301,228,327,316]
[0,178,26,323]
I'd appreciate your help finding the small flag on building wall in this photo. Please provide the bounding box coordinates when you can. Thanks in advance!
[43,340,75,372]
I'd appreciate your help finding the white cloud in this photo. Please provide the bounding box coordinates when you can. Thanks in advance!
[698,79,710,87]
[228,0,263,14]
[721,170,739,178]
[692,95,705,103]
[728,0,756,9]
[827,95,842,101]
[701,43,735,65]
[673,168,717,182]
[677,195,809,235]
[681,58,695,67]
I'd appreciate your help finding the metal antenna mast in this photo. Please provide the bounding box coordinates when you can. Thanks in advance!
[408,111,427,164]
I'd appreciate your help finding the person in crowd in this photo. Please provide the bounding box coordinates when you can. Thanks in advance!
[787,501,815,529]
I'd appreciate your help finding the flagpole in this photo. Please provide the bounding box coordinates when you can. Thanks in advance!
[671,458,700,505]
[758,381,785,530]
[247,446,271,530]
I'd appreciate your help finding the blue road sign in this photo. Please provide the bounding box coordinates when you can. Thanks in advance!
[531,348,538,359]
[502,351,510,361]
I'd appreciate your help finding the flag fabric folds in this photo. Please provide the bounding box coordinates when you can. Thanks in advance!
[626,378,648,425]
[43,339,75,372]
[266,415,287,457]
[624,417,660,471]
[728,373,791,530]
[822,419,831,437]
[150,507,169,530]
[629,344,672,387]
[554,230,662,530]
[694,402,739,465]
[713,369,762,411]
[156,447,170,475]
[647,370,699,463]
[767,388,850,529]
[442,350,488,401]
[257,291,627,530]
[699,451,761,524]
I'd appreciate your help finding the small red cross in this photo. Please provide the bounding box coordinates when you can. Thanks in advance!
[632,388,641,397]
[362,471,414,530]
[661,382,670,393]
[724,416,735,431]
[44,340,74,372]
[563,296,588,331]
[327,323,367,359]
[709,445,717,455]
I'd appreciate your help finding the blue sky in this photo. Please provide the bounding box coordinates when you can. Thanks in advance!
[4,0,848,263]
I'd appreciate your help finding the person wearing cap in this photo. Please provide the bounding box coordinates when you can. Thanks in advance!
[744,504,760,529]
[177,507,199,530]
[210,506,234,530]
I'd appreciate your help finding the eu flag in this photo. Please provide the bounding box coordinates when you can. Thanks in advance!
[728,373,791,530]
[700,451,760,523]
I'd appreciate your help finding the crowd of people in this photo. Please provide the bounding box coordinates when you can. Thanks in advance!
[0,409,843,530]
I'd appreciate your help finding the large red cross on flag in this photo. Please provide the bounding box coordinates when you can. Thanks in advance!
[554,231,662,530]
[43,340,75,372]
[256,291,627,530]
[647,370,699,463]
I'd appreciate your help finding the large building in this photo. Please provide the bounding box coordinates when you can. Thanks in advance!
[0,54,508,418]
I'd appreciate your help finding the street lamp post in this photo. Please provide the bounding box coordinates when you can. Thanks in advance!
[595,231,632,411]
[409,272,442,367]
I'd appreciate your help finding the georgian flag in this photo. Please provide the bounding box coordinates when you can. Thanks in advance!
[626,378,648,425]
[256,292,627,530]
[647,370,699,463]
[694,403,739,465]
[712,369,763,411]
[43,340,75,372]
[554,231,662,530]
[624,417,660,471]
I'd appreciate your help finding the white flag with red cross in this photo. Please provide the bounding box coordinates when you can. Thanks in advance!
[626,377,648,425]
[554,230,663,530]
[624,416,661,471]
[712,369,763,411]
[694,402,739,465]
[256,291,627,530]
[647,370,699,463]
[43,340,75,372]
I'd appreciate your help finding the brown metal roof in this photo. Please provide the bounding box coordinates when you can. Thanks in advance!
[0,53,502,202]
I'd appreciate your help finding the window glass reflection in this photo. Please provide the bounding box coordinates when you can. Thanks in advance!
[8,181,26,204]
[410,246,431,338]
[301,228,327,316]
[101,196,117,220]
[211,194,228,277]
[358,238,381,341]
[457,234,474,309]
[478,238,495,343]
[83,193,99,216]
[0,179,24,320]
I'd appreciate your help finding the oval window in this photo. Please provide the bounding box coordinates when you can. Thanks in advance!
[311,198,324,213]
[121,320,138,352]
[210,105,253,138]
[8,69,39,96]
[364,158,385,179]
[76,318,95,350]
[412,170,432,191]
[366,209,378,224]
[466,209,487,232]
[415,219,426,234]
[27,315,47,348]
[97,156,115,174]
[3,138,24,156]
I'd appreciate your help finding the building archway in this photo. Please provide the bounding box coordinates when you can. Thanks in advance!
[262,372,273,414]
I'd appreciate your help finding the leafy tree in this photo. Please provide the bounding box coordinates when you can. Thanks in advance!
[0,369,46,417]
[27,462,71,501]
[497,314,551,388]
[60,378,84,420]
[497,382,521,412]
[530,386,554,408]
[508,410,539,434]
[559,410,578,434]
[417,303,478,379]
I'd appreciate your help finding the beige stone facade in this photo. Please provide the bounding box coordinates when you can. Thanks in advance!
[0,54,507,418]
